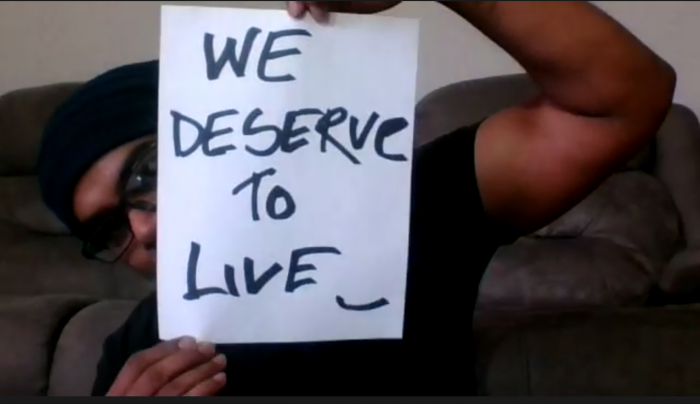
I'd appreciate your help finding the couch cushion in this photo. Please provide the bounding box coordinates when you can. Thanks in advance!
[479,236,654,311]
[475,306,700,395]
[479,171,681,312]
[534,171,681,275]
[49,299,137,396]
[0,295,96,395]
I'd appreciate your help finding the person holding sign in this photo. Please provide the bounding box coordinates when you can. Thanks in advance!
[36,0,675,396]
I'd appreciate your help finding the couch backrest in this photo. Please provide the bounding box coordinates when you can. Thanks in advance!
[0,83,83,235]
[415,74,537,147]
[2,74,700,240]
[414,73,655,170]
[0,83,82,177]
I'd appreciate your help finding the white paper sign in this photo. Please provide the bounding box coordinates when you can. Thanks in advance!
[157,5,419,344]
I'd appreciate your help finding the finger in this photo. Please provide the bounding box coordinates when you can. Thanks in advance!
[156,354,227,396]
[307,2,330,24]
[287,1,307,19]
[126,341,218,396]
[107,337,186,396]
[184,373,227,397]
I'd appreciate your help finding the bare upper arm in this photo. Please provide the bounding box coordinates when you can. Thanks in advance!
[474,95,669,234]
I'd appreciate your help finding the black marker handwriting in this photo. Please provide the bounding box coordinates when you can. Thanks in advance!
[182,241,341,301]
[335,296,390,312]
[204,27,312,82]
[179,24,399,318]
[171,107,409,164]
[232,168,296,222]
[183,242,228,300]
[286,247,341,293]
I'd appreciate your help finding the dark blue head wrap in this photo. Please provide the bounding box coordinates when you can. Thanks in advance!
[37,60,159,237]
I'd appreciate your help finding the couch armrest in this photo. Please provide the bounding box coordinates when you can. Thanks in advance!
[659,248,700,297]
[654,105,700,247]
[0,295,97,395]
[478,237,654,311]
[48,299,137,396]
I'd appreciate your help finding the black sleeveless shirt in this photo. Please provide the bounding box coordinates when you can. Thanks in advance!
[92,122,515,396]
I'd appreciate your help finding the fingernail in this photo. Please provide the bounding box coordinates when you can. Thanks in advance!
[178,336,197,349]
[198,341,216,355]
[213,354,227,366]
[213,373,226,383]
[310,7,329,24]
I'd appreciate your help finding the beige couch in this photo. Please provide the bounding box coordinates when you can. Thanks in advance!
[3,74,700,395]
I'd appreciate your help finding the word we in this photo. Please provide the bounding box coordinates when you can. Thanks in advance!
[204,27,310,83]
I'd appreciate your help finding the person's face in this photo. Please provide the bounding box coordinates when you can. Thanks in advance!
[73,136,157,278]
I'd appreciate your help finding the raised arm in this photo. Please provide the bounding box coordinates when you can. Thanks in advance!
[288,0,676,233]
[441,1,676,232]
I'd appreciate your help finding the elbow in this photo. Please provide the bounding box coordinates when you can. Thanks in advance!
[557,53,676,122]
[653,58,677,113]
[614,56,677,145]
[627,56,677,121]
[599,53,676,139]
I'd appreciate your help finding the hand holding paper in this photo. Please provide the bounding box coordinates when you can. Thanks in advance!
[106,337,226,396]
[286,1,402,22]
[157,5,419,344]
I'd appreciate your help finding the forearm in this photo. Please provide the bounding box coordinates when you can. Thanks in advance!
[440,1,675,117]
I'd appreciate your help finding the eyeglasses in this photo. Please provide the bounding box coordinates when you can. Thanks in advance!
[81,140,157,263]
